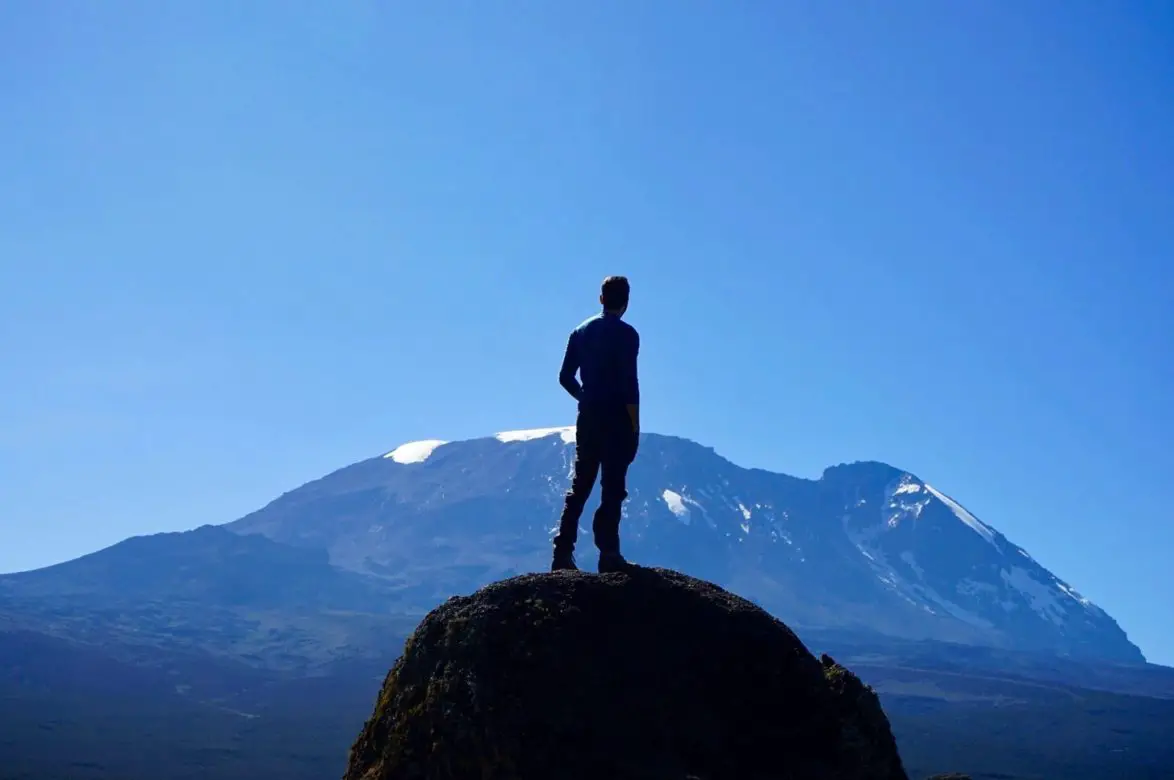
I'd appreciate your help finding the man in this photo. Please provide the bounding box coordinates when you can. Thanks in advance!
[552,275,641,573]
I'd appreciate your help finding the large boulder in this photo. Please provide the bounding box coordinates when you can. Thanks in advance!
[345,566,909,780]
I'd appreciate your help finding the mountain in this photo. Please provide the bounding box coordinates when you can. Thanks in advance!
[0,426,1167,779]
[0,427,1142,667]
[223,426,1142,663]
[0,525,417,672]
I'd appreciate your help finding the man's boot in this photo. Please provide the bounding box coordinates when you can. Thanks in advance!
[551,546,578,572]
[598,549,632,574]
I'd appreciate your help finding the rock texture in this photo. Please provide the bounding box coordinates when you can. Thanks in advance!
[345,565,909,780]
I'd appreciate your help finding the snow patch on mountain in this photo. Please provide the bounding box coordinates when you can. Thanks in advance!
[1001,566,1071,625]
[753,505,794,546]
[885,476,932,527]
[662,489,693,524]
[924,483,998,547]
[842,513,920,607]
[496,426,576,444]
[384,440,448,464]
[1057,581,1099,612]
[842,489,998,629]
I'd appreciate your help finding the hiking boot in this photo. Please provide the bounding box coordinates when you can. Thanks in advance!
[597,550,632,574]
[551,549,578,572]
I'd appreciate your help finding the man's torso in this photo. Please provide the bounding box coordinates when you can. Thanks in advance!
[572,313,638,409]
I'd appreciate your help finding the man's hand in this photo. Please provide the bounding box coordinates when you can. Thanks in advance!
[559,332,583,401]
[626,403,641,463]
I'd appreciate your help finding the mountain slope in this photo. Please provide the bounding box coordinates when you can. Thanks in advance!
[225,426,1141,663]
[0,525,417,671]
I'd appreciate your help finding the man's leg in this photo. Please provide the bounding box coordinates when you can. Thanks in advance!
[552,411,600,569]
[592,412,638,565]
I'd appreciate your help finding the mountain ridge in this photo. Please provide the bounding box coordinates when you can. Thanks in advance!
[1,426,1144,664]
[227,426,1142,662]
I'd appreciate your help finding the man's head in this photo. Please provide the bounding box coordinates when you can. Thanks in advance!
[600,275,630,316]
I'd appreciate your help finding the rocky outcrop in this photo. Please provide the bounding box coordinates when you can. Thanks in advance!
[345,565,908,780]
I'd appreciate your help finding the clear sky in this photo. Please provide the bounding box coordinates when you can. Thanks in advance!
[2,2,1171,662]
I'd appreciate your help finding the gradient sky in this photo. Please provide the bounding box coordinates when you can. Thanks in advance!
[2,2,1172,662]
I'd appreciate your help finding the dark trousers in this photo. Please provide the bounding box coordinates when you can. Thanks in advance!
[554,404,639,555]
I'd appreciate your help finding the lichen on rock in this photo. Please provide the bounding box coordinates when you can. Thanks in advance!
[345,565,909,780]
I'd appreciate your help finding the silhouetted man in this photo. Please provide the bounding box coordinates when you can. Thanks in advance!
[552,275,640,573]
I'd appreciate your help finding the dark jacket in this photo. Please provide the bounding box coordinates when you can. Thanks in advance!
[559,312,640,409]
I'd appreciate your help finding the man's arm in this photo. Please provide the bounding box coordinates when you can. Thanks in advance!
[623,328,640,434]
[558,331,583,401]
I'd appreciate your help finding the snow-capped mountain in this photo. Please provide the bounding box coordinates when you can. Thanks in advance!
[230,426,1143,663]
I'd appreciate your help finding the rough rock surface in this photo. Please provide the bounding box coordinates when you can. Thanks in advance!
[345,565,909,780]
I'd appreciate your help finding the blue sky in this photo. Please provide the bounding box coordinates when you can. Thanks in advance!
[2,2,1172,662]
